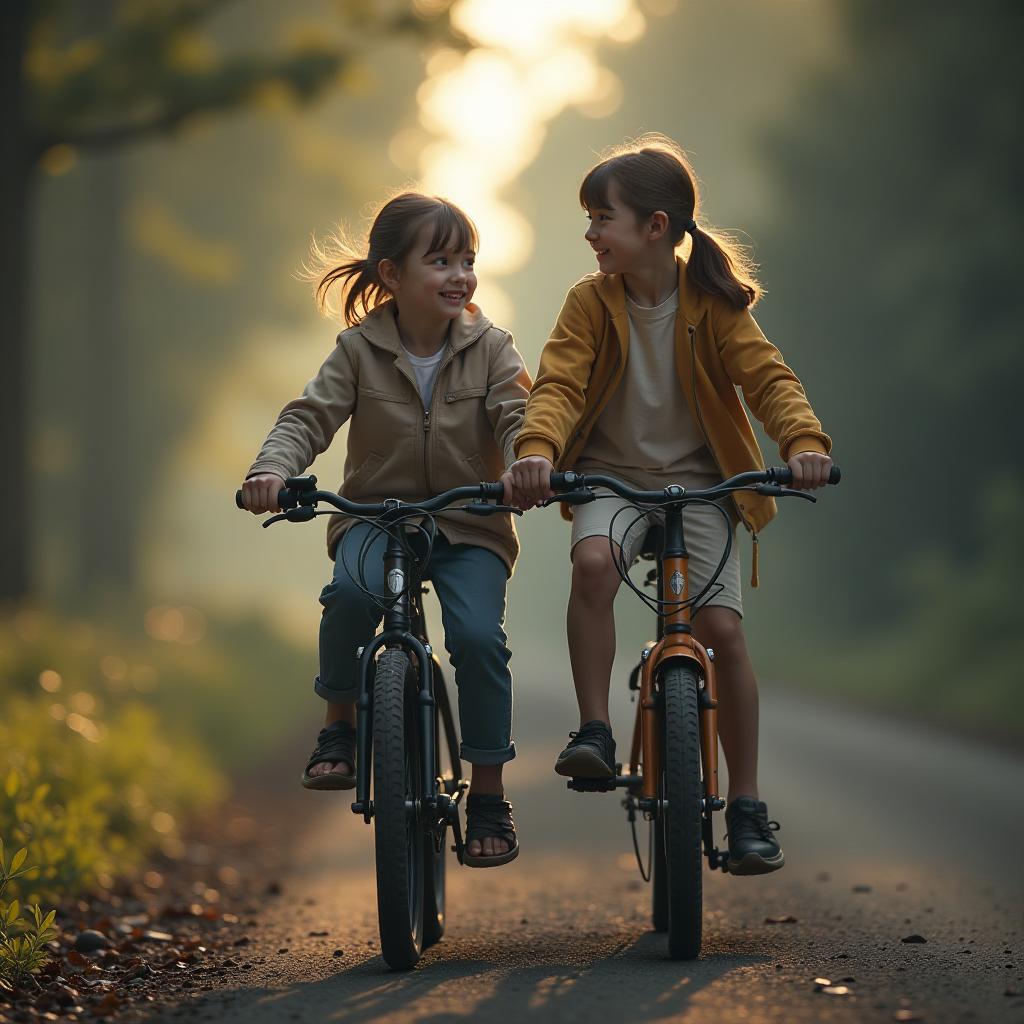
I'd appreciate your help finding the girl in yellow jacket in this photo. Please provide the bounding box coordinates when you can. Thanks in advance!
[509,135,833,875]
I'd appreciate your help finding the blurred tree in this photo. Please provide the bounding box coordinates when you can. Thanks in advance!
[757,0,1023,633]
[1,0,452,602]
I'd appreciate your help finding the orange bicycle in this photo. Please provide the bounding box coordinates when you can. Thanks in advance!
[548,464,840,959]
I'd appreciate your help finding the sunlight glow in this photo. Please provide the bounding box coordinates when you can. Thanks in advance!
[409,0,651,326]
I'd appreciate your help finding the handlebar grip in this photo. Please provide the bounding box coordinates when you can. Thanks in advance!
[235,487,298,510]
[772,464,841,485]
[480,481,505,500]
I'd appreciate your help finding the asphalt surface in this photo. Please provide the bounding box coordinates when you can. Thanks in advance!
[132,690,1024,1024]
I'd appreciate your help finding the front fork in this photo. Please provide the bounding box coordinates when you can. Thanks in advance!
[630,533,730,871]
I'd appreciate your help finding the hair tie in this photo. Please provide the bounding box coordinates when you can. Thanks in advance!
[685,217,697,234]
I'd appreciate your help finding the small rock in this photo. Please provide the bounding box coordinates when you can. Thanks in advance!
[901,934,927,944]
[73,930,109,953]
[307,930,329,937]
[813,977,832,987]
[266,881,282,896]
[852,884,872,893]
[893,1012,923,1022]
[822,985,851,996]
[332,949,344,958]
[1005,988,1020,997]
[277,947,289,954]
[765,915,798,924]
[233,936,252,946]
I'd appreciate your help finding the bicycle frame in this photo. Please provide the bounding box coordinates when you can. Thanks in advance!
[629,500,720,811]
[352,519,463,840]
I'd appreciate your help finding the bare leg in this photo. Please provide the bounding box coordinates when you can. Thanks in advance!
[692,606,759,802]
[566,537,624,726]
[467,763,509,858]
[307,700,356,778]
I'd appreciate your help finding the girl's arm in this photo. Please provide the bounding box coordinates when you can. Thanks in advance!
[246,333,359,483]
[485,331,533,469]
[711,303,831,461]
[512,287,599,465]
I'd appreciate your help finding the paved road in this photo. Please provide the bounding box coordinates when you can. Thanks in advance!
[137,691,1023,1024]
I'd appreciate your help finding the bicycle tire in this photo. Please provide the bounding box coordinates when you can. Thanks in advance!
[422,662,454,947]
[373,648,424,970]
[651,816,668,931]
[661,660,703,959]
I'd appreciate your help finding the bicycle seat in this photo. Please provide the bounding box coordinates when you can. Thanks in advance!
[637,525,664,561]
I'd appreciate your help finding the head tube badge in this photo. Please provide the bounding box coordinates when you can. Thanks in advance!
[669,570,685,596]
[387,568,405,594]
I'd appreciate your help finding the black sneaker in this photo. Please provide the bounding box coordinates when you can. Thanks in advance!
[725,795,785,875]
[554,720,616,778]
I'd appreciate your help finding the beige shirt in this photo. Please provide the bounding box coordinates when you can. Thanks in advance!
[576,289,719,489]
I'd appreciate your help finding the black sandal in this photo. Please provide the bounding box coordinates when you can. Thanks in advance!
[301,721,356,791]
[462,793,519,868]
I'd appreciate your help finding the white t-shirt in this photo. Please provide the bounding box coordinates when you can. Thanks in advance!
[402,346,446,408]
[576,289,718,488]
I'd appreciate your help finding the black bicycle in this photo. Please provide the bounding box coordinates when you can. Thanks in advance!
[236,474,519,969]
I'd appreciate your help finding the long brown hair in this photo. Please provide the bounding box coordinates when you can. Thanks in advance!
[307,192,479,326]
[580,134,761,309]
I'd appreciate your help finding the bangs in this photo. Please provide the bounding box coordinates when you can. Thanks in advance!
[422,201,479,255]
[579,160,617,212]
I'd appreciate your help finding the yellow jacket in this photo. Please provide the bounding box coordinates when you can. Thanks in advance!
[514,258,831,581]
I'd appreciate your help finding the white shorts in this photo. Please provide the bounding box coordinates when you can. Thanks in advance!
[569,486,743,617]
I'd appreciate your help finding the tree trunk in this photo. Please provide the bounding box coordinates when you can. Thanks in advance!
[0,1,31,603]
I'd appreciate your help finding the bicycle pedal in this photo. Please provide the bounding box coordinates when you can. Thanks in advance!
[567,768,621,793]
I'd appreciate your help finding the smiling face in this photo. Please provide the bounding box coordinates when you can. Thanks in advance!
[583,181,654,276]
[385,217,477,327]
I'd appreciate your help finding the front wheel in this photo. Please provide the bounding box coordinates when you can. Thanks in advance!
[661,661,703,959]
[372,648,424,970]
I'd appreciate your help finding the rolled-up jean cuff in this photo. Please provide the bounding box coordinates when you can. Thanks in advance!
[460,741,516,766]
[313,675,358,704]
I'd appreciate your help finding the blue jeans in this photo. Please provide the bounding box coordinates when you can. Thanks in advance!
[316,522,515,766]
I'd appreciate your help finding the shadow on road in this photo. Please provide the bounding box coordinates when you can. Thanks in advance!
[204,928,767,1024]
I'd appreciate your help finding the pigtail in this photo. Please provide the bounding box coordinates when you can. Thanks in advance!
[304,229,387,327]
[686,225,761,310]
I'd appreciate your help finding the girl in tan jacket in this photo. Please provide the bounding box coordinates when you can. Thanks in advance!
[509,136,833,875]
[241,194,531,867]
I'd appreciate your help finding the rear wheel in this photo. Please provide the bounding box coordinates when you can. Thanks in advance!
[660,661,703,959]
[373,648,424,970]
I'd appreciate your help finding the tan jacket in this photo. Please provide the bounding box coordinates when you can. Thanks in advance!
[248,302,531,575]
[515,257,831,537]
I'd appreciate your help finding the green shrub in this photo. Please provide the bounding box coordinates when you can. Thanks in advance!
[0,842,58,992]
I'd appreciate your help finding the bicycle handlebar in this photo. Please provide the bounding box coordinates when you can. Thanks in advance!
[236,474,508,520]
[549,464,840,504]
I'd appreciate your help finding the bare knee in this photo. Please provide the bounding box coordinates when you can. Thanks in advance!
[693,607,746,660]
[571,538,622,603]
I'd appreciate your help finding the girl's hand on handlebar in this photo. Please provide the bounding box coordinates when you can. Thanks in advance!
[787,451,833,491]
[508,456,554,509]
[240,473,286,514]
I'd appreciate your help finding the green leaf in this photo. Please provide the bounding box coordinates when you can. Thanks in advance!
[41,909,57,933]
[6,901,19,927]
[9,850,27,875]
[3,771,18,798]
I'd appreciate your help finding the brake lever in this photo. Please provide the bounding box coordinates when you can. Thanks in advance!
[754,483,817,502]
[540,489,596,507]
[262,506,317,527]
[459,502,524,517]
